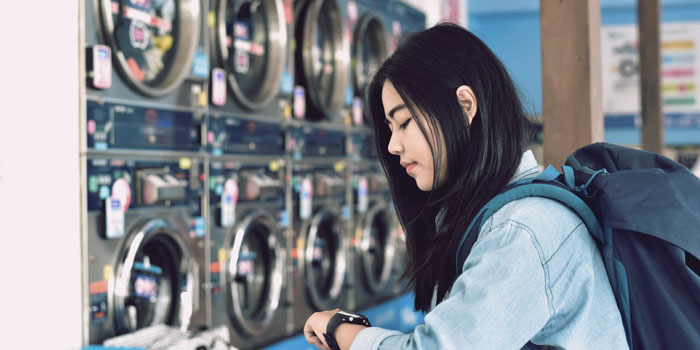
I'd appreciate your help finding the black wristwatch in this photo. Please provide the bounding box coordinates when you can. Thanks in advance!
[323,311,372,350]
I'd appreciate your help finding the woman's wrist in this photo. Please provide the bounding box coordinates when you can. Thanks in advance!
[335,323,369,350]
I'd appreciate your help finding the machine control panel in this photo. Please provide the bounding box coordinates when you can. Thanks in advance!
[207,115,285,155]
[87,158,204,238]
[290,126,346,158]
[209,161,286,228]
[349,129,378,160]
[86,101,202,151]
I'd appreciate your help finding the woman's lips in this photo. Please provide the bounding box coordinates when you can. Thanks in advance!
[406,162,417,173]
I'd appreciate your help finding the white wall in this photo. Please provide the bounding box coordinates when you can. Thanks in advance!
[0,1,82,349]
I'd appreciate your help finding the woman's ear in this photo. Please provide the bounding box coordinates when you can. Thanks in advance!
[456,85,477,125]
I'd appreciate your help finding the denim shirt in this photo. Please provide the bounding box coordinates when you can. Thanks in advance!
[350,150,629,350]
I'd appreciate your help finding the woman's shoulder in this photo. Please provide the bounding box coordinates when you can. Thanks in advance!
[479,196,589,260]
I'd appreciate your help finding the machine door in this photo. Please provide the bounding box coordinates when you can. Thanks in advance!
[305,208,347,310]
[360,200,396,294]
[226,210,284,335]
[113,218,197,334]
[352,13,387,104]
[215,0,287,110]
[95,0,200,96]
[296,0,348,120]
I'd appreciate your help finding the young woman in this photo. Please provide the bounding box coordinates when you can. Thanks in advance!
[304,23,628,350]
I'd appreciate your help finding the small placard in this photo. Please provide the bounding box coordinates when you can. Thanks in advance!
[211,68,227,106]
[91,45,112,90]
[293,86,306,119]
[357,176,368,214]
[105,197,125,239]
[300,177,313,220]
[192,48,210,78]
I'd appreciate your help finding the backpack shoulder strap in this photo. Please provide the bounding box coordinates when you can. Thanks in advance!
[455,168,604,276]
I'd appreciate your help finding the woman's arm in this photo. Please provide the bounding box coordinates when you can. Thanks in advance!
[306,220,552,350]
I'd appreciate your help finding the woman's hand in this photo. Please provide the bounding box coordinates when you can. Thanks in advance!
[304,309,340,349]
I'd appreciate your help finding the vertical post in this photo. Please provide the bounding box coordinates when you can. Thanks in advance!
[540,0,603,167]
[638,0,664,153]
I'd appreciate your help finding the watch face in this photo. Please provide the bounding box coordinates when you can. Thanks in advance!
[339,311,361,318]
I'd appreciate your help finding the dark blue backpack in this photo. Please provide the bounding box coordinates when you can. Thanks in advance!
[456,142,700,349]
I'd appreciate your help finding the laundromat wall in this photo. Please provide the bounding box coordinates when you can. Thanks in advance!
[0,1,461,350]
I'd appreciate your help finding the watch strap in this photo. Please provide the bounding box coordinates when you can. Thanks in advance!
[323,311,371,350]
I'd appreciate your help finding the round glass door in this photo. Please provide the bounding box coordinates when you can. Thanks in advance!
[360,202,395,293]
[352,13,387,101]
[297,0,348,120]
[113,219,195,334]
[227,211,283,335]
[215,0,287,110]
[96,0,200,96]
[305,209,346,310]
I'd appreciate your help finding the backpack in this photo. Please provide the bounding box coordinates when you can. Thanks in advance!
[455,142,700,349]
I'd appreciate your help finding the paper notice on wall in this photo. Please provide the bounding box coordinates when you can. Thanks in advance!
[601,22,700,121]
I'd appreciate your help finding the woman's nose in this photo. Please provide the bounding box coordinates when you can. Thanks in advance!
[387,132,403,155]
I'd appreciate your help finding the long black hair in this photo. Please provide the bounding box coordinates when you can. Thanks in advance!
[367,23,533,312]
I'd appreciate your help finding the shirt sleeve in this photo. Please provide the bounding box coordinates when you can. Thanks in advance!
[350,220,552,350]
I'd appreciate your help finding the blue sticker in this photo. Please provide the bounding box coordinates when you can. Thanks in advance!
[215,184,224,196]
[94,142,108,151]
[99,185,111,199]
[192,48,210,78]
[280,210,289,229]
[342,205,350,221]
[194,217,206,237]
[345,86,354,106]
[281,71,293,94]
[213,148,223,156]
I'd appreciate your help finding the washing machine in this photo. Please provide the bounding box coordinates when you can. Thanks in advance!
[207,0,294,122]
[293,0,350,123]
[342,0,390,127]
[84,0,209,105]
[208,157,292,349]
[83,0,210,158]
[290,160,353,332]
[351,162,402,311]
[83,155,207,345]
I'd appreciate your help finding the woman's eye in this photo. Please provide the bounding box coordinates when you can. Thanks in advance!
[399,119,411,130]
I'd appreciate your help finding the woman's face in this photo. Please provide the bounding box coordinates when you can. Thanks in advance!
[382,80,447,191]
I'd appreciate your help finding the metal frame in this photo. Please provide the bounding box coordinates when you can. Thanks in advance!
[300,0,349,119]
[360,199,396,294]
[352,12,387,98]
[94,0,201,97]
[224,209,284,335]
[112,218,198,334]
[215,0,288,110]
[303,208,347,310]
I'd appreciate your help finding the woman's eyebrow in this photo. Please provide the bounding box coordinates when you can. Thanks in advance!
[386,104,407,119]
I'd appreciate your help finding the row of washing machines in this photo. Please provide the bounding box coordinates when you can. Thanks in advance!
[80,0,425,348]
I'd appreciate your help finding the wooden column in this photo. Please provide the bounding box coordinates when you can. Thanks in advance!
[638,0,664,153]
[540,0,603,167]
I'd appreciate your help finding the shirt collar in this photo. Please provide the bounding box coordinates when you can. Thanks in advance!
[507,149,541,185]
[435,150,540,228]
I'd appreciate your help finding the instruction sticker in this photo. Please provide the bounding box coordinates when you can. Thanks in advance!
[211,67,227,106]
[221,178,238,228]
[105,197,125,239]
[357,176,368,214]
[300,177,313,220]
[293,86,306,118]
